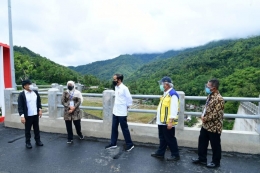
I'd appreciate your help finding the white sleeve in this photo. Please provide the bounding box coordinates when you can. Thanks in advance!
[170,95,178,119]
[124,87,133,107]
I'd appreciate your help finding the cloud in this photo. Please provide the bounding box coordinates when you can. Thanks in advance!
[0,0,260,66]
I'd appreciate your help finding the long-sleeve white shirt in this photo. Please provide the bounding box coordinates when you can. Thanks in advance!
[113,83,133,116]
[25,90,38,116]
[156,88,178,125]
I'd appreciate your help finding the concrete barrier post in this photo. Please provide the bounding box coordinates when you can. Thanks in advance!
[176,91,185,130]
[48,88,59,119]
[58,85,64,92]
[32,83,38,91]
[57,88,63,118]
[51,83,63,92]
[102,90,114,125]
[51,83,59,89]
[4,88,15,116]
[75,83,82,92]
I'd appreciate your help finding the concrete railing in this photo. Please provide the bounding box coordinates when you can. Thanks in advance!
[240,102,259,115]
[16,83,84,92]
[233,101,260,132]
[3,88,260,154]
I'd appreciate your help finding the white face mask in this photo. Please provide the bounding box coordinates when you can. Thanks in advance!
[29,84,34,91]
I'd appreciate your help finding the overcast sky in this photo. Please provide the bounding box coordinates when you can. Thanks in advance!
[0,0,260,66]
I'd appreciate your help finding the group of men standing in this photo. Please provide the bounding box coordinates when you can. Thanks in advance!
[17,75,224,169]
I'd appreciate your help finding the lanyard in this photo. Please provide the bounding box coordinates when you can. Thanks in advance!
[202,95,212,117]
[205,95,212,106]
[69,91,74,100]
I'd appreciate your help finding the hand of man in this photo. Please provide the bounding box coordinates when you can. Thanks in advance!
[167,122,173,130]
[39,109,42,118]
[21,117,26,124]
[69,106,75,111]
[201,116,205,123]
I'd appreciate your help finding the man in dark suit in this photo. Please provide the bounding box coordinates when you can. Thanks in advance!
[18,79,44,149]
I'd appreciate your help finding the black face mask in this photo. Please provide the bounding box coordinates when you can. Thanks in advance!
[68,86,74,91]
[112,80,118,86]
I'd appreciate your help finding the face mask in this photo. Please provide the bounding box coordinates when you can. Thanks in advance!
[29,84,34,91]
[68,86,74,91]
[112,81,118,86]
[205,87,212,94]
[160,85,164,92]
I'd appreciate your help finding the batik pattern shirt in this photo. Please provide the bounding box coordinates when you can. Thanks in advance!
[202,91,224,134]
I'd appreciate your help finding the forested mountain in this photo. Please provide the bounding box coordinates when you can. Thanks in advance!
[14,46,101,86]
[126,36,260,95]
[13,35,260,113]
[68,53,161,80]
[69,39,234,81]
[125,36,260,112]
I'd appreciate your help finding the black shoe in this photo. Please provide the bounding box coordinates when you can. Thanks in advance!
[126,145,134,152]
[26,143,32,149]
[105,144,117,149]
[67,140,73,144]
[167,156,180,161]
[36,141,44,146]
[207,162,220,168]
[191,158,207,165]
[151,152,164,159]
[78,135,84,140]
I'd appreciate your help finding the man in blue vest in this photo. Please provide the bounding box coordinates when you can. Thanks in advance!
[151,76,180,161]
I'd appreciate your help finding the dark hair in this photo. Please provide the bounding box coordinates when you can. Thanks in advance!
[209,79,219,89]
[114,74,124,82]
[22,79,32,89]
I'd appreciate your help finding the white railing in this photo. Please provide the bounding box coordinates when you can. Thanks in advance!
[3,88,260,154]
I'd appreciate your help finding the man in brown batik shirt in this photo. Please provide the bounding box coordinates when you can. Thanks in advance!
[192,79,224,168]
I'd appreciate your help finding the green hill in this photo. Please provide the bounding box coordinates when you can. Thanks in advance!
[14,46,101,86]
[69,40,234,81]
[68,53,163,80]
[125,36,260,112]
[13,36,260,113]
[126,36,260,96]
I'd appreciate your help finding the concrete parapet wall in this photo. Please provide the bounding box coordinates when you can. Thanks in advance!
[4,89,260,154]
[234,104,259,132]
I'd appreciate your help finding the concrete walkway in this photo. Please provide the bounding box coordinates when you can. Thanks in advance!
[0,123,259,173]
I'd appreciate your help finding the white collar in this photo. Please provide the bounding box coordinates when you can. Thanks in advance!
[163,88,172,96]
[116,83,123,88]
[24,89,33,94]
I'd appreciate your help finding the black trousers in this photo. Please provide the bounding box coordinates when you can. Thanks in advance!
[65,120,83,140]
[156,125,179,157]
[25,115,40,144]
[110,115,133,147]
[198,127,222,164]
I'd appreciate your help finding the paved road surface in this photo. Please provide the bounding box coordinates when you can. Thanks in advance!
[0,123,259,173]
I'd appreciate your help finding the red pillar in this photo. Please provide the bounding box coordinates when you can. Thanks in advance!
[0,42,11,122]
[0,43,12,88]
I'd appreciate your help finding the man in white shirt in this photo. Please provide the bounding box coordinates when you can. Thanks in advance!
[18,80,43,149]
[105,74,134,152]
[151,76,180,161]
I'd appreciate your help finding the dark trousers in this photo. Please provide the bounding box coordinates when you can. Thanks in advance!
[65,120,83,140]
[25,115,40,144]
[111,114,133,147]
[156,125,179,157]
[198,127,222,164]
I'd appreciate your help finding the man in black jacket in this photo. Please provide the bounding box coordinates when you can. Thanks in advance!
[18,79,44,149]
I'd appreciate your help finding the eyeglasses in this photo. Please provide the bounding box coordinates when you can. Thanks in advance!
[205,84,213,89]
[158,81,170,85]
